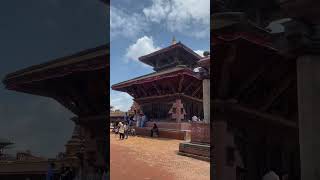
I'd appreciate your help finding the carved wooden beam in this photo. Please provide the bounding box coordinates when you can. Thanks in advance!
[218,45,236,98]
[68,85,90,114]
[135,93,203,103]
[53,95,80,115]
[126,88,136,98]
[183,82,193,93]
[178,75,185,92]
[260,76,294,111]
[192,85,202,97]
[152,82,161,96]
[234,65,268,99]
[139,84,148,97]
[132,86,141,97]
[229,103,297,128]
[169,80,177,93]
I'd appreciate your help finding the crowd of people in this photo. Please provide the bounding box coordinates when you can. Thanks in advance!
[46,162,107,180]
[112,112,161,139]
[112,112,206,139]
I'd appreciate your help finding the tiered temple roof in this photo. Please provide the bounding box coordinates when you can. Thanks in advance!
[139,42,202,72]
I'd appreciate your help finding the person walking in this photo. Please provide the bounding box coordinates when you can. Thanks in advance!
[118,122,125,140]
[129,115,134,127]
[136,113,141,127]
[124,122,129,139]
[141,113,147,127]
[123,112,129,124]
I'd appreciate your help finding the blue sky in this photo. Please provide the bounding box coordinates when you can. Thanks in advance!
[110,0,210,111]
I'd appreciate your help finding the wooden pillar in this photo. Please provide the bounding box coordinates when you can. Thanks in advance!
[213,120,228,180]
[297,54,320,180]
[203,79,210,123]
[74,115,107,176]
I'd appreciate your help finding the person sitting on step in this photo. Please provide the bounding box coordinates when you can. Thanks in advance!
[150,123,159,137]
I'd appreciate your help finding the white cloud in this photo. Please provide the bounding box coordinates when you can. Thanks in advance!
[110,91,133,111]
[125,36,161,62]
[143,0,210,38]
[194,50,204,57]
[110,6,148,39]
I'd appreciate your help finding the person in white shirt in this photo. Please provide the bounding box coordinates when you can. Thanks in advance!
[118,122,125,140]
[135,114,141,127]
[262,170,280,180]
[192,115,198,122]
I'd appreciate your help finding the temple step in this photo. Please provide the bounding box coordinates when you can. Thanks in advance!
[134,127,191,140]
[178,142,210,162]
[144,121,191,131]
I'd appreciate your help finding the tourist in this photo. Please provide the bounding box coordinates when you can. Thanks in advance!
[102,169,108,180]
[46,162,55,180]
[129,115,134,126]
[136,113,141,127]
[192,115,198,122]
[124,122,129,139]
[113,121,119,134]
[140,113,146,127]
[118,122,125,140]
[59,164,67,180]
[262,170,280,180]
[150,123,159,137]
[124,112,129,124]
[62,167,73,180]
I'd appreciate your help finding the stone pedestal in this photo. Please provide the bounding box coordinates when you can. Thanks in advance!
[297,55,320,180]
[190,122,210,144]
[179,122,210,161]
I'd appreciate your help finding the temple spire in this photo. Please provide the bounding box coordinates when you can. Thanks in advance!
[172,36,177,45]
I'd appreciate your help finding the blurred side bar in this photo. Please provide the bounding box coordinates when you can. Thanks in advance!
[2,44,109,178]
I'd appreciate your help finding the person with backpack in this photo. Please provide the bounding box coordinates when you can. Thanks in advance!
[118,122,125,140]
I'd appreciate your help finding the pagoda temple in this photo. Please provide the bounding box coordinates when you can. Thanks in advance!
[112,40,205,139]
[112,41,203,121]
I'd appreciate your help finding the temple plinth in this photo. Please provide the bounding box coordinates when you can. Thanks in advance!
[2,45,109,176]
